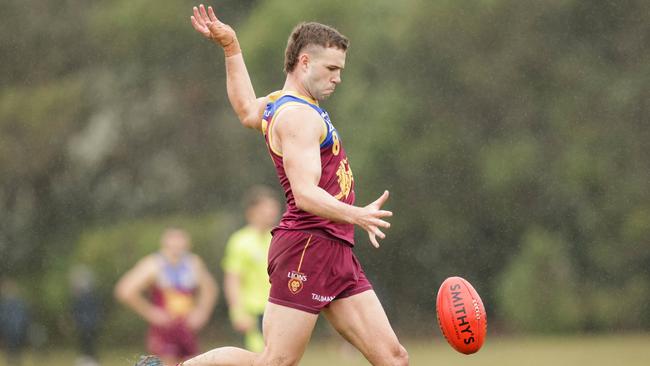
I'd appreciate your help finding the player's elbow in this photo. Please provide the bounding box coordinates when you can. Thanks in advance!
[206,277,219,302]
[238,106,262,130]
[293,190,310,212]
[239,115,258,129]
[114,282,131,304]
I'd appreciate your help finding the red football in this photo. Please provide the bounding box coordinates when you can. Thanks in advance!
[436,276,487,354]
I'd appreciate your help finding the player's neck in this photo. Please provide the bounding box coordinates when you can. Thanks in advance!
[160,249,184,264]
[283,78,316,103]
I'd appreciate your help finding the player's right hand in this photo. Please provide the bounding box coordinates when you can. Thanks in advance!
[233,314,255,333]
[356,190,392,248]
[191,4,240,55]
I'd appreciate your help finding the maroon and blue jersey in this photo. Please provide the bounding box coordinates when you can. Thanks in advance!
[150,254,196,318]
[262,91,356,245]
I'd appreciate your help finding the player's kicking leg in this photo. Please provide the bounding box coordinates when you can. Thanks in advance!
[136,302,318,366]
[323,290,409,366]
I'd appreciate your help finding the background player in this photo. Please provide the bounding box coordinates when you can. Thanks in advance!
[222,185,280,352]
[116,228,218,366]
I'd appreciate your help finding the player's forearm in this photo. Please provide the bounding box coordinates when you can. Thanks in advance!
[294,184,358,224]
[223,273,242,308]
[224,273,249,321]
[121,294,157,322]
[225,53,260,128]
[196,275,218,317]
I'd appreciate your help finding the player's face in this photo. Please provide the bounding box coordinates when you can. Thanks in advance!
[303,46,346,101]
[162,230,191,258]
[247,197,280,229]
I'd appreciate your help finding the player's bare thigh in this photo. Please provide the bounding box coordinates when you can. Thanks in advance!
[180,303,316,366]
[256,302,318,366]
[323,290,408,366]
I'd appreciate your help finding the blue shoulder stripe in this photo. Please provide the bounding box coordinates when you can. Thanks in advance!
[270,95,336,149]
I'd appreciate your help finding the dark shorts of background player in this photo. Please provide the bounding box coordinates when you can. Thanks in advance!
[147,320,198,360]
[267,229,373,314]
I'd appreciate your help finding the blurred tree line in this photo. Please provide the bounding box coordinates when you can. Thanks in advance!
[1,0,649,344]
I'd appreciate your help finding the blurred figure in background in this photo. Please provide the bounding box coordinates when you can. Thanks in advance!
[69,264,103,366]
[222,185,280,352]
[0,279,30,366]
[115,228,218,366]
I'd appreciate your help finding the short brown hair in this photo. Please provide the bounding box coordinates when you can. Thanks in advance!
[284,22,349,73]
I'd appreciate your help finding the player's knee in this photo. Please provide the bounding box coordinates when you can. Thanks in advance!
[257,352,300,366]
[369,341,408,366]
[388,344,409,366]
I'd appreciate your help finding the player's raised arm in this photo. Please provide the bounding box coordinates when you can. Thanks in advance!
[190,4,267,130]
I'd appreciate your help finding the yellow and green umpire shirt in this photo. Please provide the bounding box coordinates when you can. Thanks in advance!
[221,226,272,315]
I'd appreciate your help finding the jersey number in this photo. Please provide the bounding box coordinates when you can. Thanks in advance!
[332,131,340,156]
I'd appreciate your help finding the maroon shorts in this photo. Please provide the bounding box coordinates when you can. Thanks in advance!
[147,320,198,359]
[268,229,373,314]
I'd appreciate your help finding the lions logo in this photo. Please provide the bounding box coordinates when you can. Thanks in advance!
[288,278,303,294]
[334,158,354,200]
[287,271,307,294]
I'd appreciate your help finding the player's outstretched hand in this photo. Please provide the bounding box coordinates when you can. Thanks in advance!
[356,190,392,248]
[190,4,241,56]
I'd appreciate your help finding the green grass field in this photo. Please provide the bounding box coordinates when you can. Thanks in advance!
[2,335,648,366]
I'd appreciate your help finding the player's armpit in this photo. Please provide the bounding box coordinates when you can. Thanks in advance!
[240,96,270,131]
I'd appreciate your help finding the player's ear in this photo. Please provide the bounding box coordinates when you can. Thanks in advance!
[298,52,310,70]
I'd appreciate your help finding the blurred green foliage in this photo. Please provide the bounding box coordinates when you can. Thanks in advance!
[1,0,649,343]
